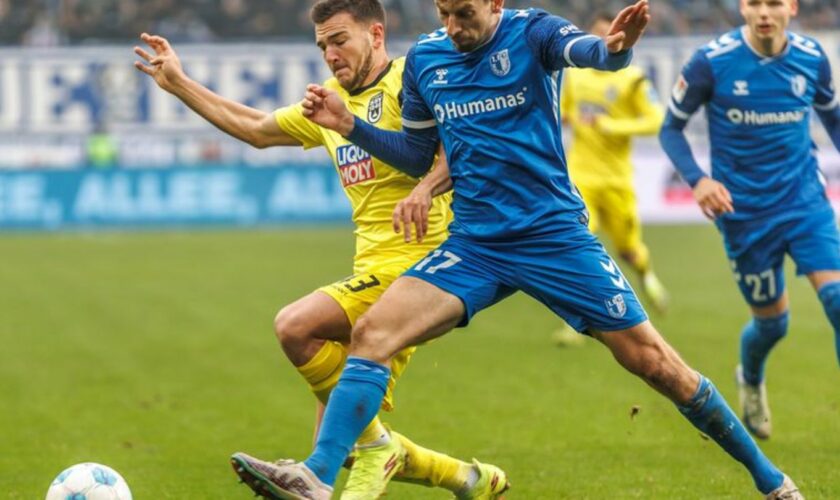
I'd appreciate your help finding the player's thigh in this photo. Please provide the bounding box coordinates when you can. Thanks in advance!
[723,228,787,308]
[352,276,464,361]
[276,290,353,343]
[599,186,643,253]
[513,230,648,333]
[786,208,840,282]
[354,239,516,360]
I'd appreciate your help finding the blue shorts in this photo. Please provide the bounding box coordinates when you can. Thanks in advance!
[402,222,648,333]
[719,207,840,307]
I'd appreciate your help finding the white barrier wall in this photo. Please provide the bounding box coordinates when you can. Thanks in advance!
[0,31,838,225]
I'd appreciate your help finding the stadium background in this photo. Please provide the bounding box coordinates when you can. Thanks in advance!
[2,1,839,498]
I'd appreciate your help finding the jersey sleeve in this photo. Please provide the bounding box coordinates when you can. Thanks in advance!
[814,50,838,112]
[666,49,713,124]
[525,10,631,72]
[274,102,324,149]
[659,50,714,187]
[400,45,436,131]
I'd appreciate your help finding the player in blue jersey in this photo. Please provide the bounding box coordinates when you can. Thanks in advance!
[235,1,802,498]
[659,0,840,442]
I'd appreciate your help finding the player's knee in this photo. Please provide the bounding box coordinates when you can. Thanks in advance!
[350,314,397,363]
[273,305,314,347]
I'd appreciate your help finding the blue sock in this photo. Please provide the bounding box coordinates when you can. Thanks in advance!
[817,281,840,366]
[677,375,784,494]
[304,356,390,486]
[740,312,789,385]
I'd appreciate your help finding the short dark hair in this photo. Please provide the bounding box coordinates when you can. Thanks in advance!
[310,0,386,25]
[588,11,613,29]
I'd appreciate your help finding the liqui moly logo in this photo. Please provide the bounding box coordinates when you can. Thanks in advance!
[336,144,376,187]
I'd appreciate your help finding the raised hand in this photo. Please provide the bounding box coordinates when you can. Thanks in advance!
[133,33,187,92]
[302,84,356,136]
[693,177,734,219]
[605,0,650,53]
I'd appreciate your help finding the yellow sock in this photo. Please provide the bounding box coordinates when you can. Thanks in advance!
[297,341,347,405]
[395,431,473,492]
[357,418,388,446]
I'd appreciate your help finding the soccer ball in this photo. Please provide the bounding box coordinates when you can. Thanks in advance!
[45,462,132,500]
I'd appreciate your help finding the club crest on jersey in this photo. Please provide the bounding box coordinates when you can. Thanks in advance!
[605,293,627,319]
[489,49,511,77]
[336,144,376,187]
[791,75,807,97]
[367,91,384,123]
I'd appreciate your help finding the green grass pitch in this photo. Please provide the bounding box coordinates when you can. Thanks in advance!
[1,225,837,498]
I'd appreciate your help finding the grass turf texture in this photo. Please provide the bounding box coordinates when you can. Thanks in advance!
[1,225,837,499]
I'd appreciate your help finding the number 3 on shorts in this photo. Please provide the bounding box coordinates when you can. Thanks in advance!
[414,250,462,275]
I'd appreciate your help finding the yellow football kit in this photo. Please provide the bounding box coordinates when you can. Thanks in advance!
[561,65,663,256]
[275,58,452,410]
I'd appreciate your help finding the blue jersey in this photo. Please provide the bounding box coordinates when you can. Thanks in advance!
[665,28,838,222]
[399,9,630,240]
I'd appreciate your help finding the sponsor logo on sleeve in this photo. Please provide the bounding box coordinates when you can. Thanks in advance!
[672,74,688,103]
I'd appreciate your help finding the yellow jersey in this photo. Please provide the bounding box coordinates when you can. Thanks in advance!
[275,58,452,273]
[560,65,663,188]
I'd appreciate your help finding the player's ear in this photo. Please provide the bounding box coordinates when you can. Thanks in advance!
[789,0,799,16]
[491,0,504,15]
[369,22,385,49]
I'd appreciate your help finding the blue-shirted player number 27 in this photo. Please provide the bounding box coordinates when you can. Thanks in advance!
[738,267,778,302]
[414,250,462,274]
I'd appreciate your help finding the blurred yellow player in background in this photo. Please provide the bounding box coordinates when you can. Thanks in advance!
[555,11,668,346]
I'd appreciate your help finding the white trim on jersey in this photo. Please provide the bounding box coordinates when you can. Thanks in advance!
[707,40,742,59]
[563,35,598,68]
[668,100,691,120]
[814,94,839,111]
[402,117,437,129]
[418,31,448,45]
[791,40,821,58]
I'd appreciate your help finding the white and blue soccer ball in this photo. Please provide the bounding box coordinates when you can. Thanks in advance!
[45,462,132,500]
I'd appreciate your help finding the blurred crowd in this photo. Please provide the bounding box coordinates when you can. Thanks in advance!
[1,0,839,46]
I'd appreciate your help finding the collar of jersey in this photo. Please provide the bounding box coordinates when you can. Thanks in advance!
[348,60,394,96]
[450,9,506,58]
[739,25,791,64]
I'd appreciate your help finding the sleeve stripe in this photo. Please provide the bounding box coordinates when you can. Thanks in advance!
[563,34,598,68]
[402,118,437,129]
[668,100,691,120]
[814,94,839,111]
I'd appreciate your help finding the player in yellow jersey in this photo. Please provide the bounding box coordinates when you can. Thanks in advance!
[133,1,508,498]
[553,12,669,347]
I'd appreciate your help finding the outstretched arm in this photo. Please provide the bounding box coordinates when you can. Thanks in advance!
[133,33,300,148]
[527,1,649,72]
[301,80,438,178]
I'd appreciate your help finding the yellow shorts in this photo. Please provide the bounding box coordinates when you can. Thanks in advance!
[577,184,644,255]
[318,262,415,412]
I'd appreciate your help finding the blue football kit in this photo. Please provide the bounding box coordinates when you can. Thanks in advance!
[349,8,647,332]
[298,12,790,495]
[660,27,840,307]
